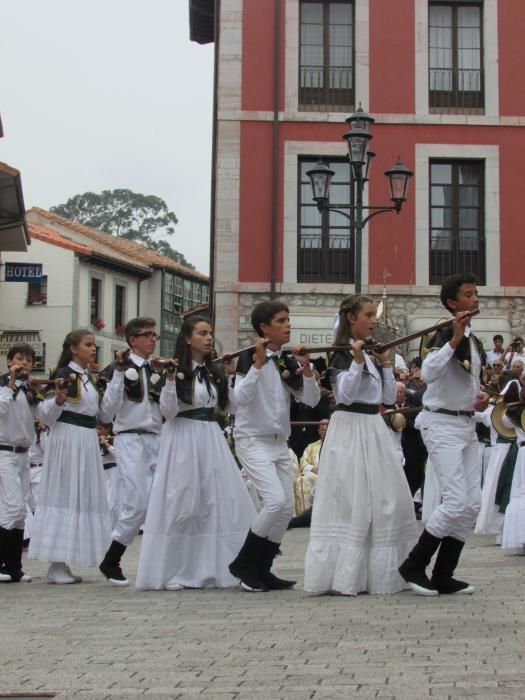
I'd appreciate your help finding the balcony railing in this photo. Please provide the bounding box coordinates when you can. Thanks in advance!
[299,66,354,112]
[429,67,484,113]
[430,245,485,285]
[298,233,353,283]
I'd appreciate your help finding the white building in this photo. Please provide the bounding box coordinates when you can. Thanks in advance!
[0,209,210,372]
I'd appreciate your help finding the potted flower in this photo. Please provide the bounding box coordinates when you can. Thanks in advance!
[91,316,106,330]
[115,324,126,336]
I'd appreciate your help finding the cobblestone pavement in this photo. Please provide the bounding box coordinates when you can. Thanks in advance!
[2,528,524,700]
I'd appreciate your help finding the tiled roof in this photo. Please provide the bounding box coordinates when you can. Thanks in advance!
[28,222,151,274]
[28,208,208,281]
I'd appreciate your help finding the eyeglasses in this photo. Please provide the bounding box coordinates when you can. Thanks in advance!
[135,332,160,340]
[493,364,503,368]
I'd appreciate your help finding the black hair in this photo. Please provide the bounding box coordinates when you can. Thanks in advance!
[56,329,94,370]
[125,317,156,344]
[334,294,374,346]
[6,343,35,362]
[250,301,289,337]
[409,356,422,369]
[174,315,223,379]
[493,334,503,342]
[439,273,477,312]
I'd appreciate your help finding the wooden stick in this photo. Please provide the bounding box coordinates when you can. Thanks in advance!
[297,309,480,355]
[214,340,270,362]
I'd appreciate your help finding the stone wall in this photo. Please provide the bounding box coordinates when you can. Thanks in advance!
[220,291,525,359]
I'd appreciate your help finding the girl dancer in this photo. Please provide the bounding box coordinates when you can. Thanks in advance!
[304,295,417,595]
[136,316,256,590]
[29,330,111,583]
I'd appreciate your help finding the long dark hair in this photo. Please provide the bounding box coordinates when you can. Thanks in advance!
[334,294,374,346]
[175,316,223,378]
[55,329,94,370]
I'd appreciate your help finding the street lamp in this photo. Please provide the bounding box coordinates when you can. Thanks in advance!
[306,106,412,294]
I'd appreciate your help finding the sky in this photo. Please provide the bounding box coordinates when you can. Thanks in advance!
[1,0,215,274]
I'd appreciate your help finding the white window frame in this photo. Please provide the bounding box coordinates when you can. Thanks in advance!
[415,143,499,290]
[415,0,499,118]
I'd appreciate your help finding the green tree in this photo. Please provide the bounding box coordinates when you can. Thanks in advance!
[51,189,194,268]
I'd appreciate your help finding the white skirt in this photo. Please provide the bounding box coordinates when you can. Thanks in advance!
[136,416,256,590]
[502,446,525,550]
[304,411,417,595]
[475,443,510,535]
[28,422,111,566]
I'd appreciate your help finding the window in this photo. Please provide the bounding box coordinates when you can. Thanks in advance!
[193,282,202,305]
[298,157,353,283]
[115,284,126,331]
[299,1,354,111]
[27,275,47,306]
[173,277,183,312]
[183,279,193,311]
[429,160,485,284]
[90,277,102,323]
[202,285,209,304]
[33,342,46,372]
[164,274,173,312]
[429,2,483,113]
[163,312,181,336]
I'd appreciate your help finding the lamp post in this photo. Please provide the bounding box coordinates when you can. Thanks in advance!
[306,106,412,294]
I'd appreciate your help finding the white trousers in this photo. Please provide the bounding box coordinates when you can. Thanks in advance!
[0,451,30,530]
[112,434,158,546]
[419,412,481,542]
[235,436,294,543]
[24,465,43,540]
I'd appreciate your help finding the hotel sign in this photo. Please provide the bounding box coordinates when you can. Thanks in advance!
[4,263,42,281]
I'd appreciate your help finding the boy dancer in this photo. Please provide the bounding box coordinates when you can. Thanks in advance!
[0,344,40,583]
[99,317,162,586]
[399,273,488,595]
[229,301,320,591]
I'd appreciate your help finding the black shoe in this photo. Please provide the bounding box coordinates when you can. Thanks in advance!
[399,565,438,595]
[431,576,474,594]
[431,536,474,594]
[259,539,296,590]
[229,530,268,592]
[99,561,129,586]
[287,508,312,529]
[399,529,442,596]
[99,540,129,586]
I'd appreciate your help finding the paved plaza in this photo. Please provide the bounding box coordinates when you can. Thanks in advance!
[2,528,524,700]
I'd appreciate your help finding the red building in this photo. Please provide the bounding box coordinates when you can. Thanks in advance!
[191,0,525,357]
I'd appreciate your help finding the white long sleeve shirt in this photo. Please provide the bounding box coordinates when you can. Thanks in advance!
[232,349,320,440]
[422,327,481,412]
[0,380,36,448]
[99,352,162,433]
[332,352,396,406]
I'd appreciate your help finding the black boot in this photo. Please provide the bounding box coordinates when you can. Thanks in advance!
[229,530,268,592]
[0,526,13,582]
[398,529,442,595]
[431,536,474,594]
[259,539,296,590]
[3,529,31,582]
[99,540,129,586]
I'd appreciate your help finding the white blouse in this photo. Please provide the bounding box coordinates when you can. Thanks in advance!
[332,352,396,406]
[160,362,218,421]
[40,362,100,427]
